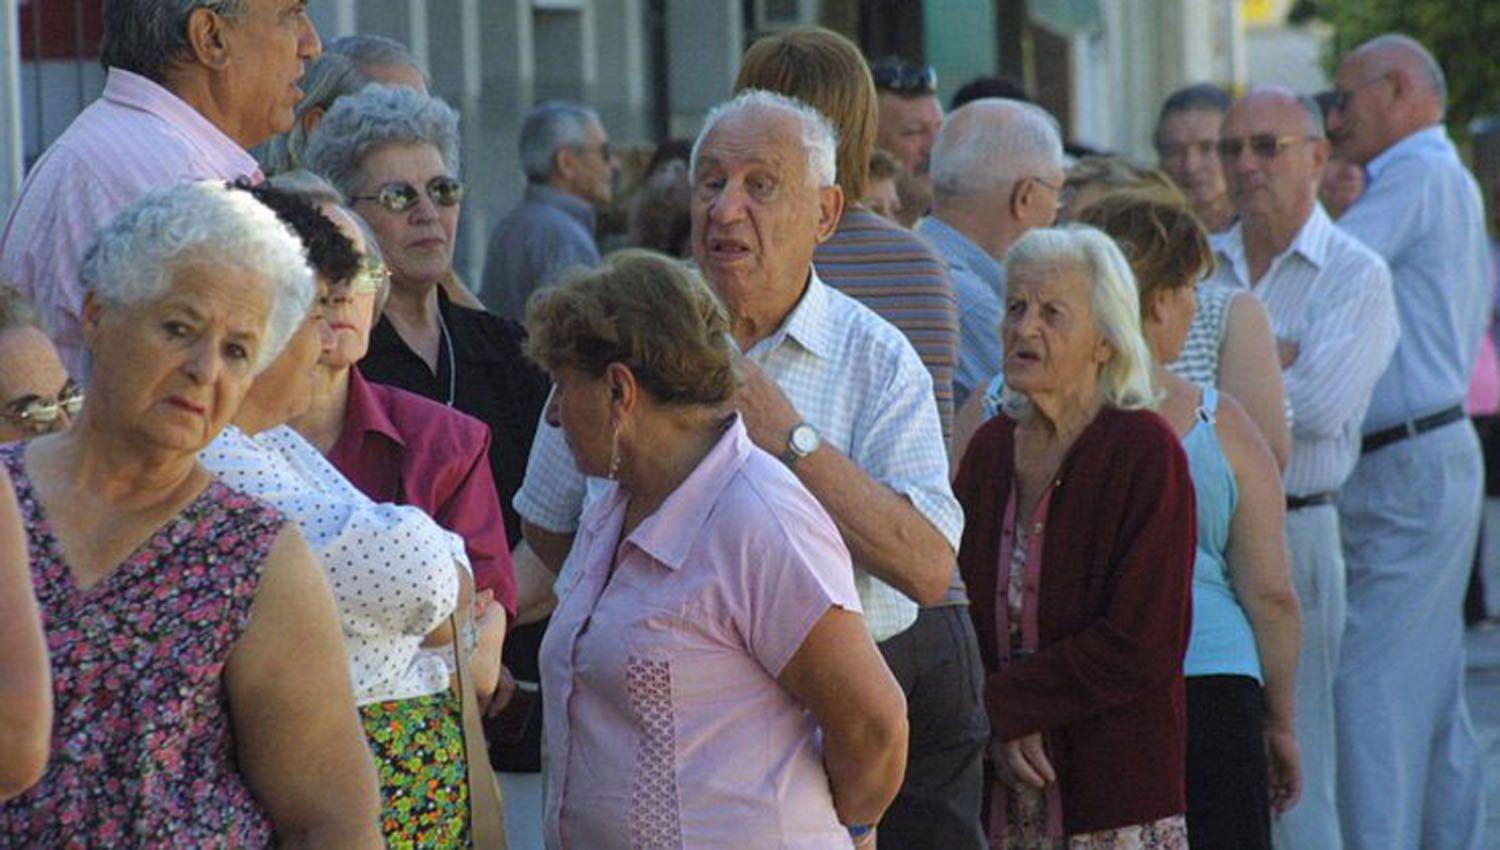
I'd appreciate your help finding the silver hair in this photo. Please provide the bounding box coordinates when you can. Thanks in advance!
[931,98,1063,199]
[520,102,601,183]
[1000,225,1157,418]
[1362,33,1448,103]
[301,84,461,201]
[690,89,839,190]
[101,0,249,83]
[260,36,429,176]
[79,180,315,372]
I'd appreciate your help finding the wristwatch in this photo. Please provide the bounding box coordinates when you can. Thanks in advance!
[781,422,821,467]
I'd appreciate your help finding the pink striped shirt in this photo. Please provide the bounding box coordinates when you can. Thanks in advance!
[0,69,261,377]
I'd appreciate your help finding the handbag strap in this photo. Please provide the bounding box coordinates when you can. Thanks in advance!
[451,611,509,850]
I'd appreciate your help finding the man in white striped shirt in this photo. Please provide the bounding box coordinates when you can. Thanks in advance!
[1207,87,1397,850]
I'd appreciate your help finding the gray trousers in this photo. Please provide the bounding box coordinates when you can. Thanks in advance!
[1336,421,1486,850]
[1272,504,1345,850]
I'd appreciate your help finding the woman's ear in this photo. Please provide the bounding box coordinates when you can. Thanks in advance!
[603,361,638,416]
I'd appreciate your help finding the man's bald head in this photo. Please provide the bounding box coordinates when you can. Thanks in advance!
[1329,34,1446,164]
[1220,86,1330,228]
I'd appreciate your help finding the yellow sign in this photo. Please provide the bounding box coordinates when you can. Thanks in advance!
[1242,0,1279,26]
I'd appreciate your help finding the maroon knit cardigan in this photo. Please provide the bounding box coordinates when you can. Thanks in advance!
[953,406,1196,835]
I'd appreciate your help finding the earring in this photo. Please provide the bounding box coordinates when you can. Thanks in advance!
[607,422,622,480]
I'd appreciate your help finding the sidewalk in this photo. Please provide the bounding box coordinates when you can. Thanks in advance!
[1466,622,1500,845]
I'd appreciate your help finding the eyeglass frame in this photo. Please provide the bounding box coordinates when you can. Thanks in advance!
[1,380,84,434]
[871,60,938,96]
[350,175,466,214]
[1322,72,1392,114]
[1215,133,1322,162]
[348,255,391,296]
[1029,175,1075,212]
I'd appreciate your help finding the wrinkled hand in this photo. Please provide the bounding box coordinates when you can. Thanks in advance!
[1277,338,1300,369]
[731,357,802,455]
[1266,725,1302,815]
[471,591,508,707]
[990,733,1055,790]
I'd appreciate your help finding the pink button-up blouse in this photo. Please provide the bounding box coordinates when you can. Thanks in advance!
[540,416,862,849]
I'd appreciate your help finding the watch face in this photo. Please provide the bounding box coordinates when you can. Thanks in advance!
[790,424,820,455]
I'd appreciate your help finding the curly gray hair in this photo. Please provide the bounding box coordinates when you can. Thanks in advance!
[102,0,248,84]
[301,84,461,201]
[80,180,316,371]
[691,89,838,190]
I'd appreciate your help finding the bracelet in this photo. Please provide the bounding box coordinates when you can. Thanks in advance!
[848,824,875,847]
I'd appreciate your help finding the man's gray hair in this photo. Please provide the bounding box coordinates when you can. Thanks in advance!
[690,89,839,190]
[1361,33,1448,103]
[80,180,315,371]
[260,36,429,175]
[101,0,248,83]
[302,84,461,201]
[931,98,1063,199]
[1000,225,1157,417]
[519,102,601,183]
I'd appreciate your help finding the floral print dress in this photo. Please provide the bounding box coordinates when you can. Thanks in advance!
[0,444,279,848]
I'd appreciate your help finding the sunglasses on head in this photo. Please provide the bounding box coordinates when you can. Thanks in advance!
[1216,134,1318,161]
[351,175,465,213]
[871,59,937,96]
[2,381,83,434]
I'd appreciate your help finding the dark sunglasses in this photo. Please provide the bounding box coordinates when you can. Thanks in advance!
[871,59,937,96]
[1,381,83,434]
[1216,134,1317,161]
[351,176,465,213]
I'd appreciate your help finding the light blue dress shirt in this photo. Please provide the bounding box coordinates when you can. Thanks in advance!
[915,216,1005,408]
[1335,125,1489,433]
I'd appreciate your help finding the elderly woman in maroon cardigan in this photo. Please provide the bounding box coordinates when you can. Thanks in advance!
[953,225,1196,848]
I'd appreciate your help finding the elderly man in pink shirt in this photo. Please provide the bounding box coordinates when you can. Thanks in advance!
[0,0,321,377]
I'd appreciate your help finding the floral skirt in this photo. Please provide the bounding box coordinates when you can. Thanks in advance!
[360,691,471,849]
[995,783,1188,850]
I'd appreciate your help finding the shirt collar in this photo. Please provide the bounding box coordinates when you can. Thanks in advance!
[1216,202,1336,286]
[343,366,406,448]
[625,415,751,570]
[524,183,597,232]
[918,215,1004,288]
[748,268,838,362]
[102,67,261,180]
[1365,124,1450,183]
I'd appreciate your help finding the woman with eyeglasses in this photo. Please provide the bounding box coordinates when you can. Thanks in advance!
[271,170,519,637]
[0,285,81,442]
[304,85,550,567]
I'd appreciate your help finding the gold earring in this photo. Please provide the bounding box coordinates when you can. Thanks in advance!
[607,422,622,480]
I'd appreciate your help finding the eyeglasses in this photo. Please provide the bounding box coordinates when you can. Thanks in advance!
[1323,73,1391,114]
[350,256,390,295]
[351,176,465,213]
[1156,140,1216,164]
[575,141,613,162]
[1216,134,1319,161]
[1031,176,1075,212]
[1,381,83,434]
[871,59,938,96]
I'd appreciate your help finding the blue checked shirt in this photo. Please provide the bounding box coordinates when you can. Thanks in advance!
[514,270,964,642]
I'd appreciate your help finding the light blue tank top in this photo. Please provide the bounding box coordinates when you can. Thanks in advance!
[1181,387,1263,681]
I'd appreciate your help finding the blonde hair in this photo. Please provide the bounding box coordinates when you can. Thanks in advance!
[524,250,741,406]
[1002,225,1157,416]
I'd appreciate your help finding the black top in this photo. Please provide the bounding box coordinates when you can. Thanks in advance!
[360,288,550,549]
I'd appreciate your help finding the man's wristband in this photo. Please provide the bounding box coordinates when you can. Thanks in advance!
[848,824,875,846]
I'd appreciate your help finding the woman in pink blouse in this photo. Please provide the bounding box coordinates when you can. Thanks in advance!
[526,251,909,849]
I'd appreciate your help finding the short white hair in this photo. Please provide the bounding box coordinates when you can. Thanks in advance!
[931,98,1064,198]
[302,84,461,202]
[1000,225,1156,417]
[80,180,315,371]
[690,89,838,189]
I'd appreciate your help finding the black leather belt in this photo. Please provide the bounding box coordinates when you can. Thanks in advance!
[1360,405,1466,455]
[1286,492,1335,511]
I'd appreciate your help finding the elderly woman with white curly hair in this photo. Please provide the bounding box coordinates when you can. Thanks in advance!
[0,181,382,848]
[952,226,1196,848]
[302,83,550,570]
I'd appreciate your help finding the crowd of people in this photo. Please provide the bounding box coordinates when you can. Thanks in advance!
[0,3,1493,850]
